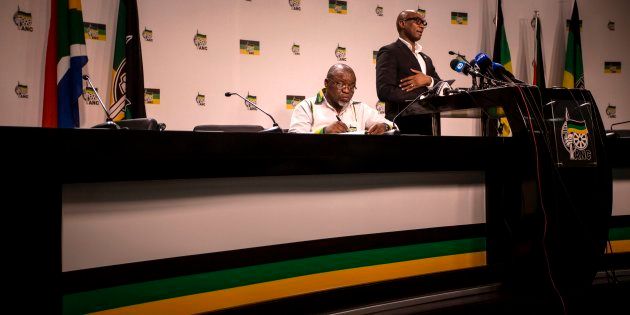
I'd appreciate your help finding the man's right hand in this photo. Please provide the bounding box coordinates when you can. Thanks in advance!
[324,121,349,134]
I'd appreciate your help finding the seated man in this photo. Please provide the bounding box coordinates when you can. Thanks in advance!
[289,64,393,134]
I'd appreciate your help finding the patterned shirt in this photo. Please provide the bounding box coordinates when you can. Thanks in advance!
[289,89,393,134]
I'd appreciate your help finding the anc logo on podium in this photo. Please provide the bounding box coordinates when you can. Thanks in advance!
[561,108,591,161]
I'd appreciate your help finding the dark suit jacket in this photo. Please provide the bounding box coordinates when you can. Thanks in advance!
[376,39,441,134]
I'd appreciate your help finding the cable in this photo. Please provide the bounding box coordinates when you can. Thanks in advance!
[515,85,568,314]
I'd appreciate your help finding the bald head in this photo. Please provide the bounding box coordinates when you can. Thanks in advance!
[396,10,416,32]
[326,63,355,80]
[396,10,425,42]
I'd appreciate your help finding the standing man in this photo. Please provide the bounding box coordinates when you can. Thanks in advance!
[289,64,393,134]
[376,10,441,135]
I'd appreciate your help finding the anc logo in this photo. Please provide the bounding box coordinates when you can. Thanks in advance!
[144,88,160,104]
[606,104,616,118]
[245,93,257,110]
[15,82,28,98]
[142,28,153,42]
[111,58,129,119]
[240,40,260,55]
[604,62,621,74]
[84,22,106,41]
[286,95,305,110]
[329,0,347,14]
[13,7,33,32]
[292,43,300,55]
[417,8,426,18]
[375,101,386,115]
[196,92,206,106]
[289,0,301,11]
[375,5,383,17]
[194,31,208,50]
[82,87,100,106]
[561,108,591,161]
[451,12,468,25]
[335,44,347,61]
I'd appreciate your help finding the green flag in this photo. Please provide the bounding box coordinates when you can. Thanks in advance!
[533,13,546,88]
[110,0,146,120]
[492,0,511,137]
[563,0,584,88]
[492,0,512,72]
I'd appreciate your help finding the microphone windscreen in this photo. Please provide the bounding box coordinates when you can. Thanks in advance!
[474,53,492,70]
[449,59,461,71]
[449,59,467,74]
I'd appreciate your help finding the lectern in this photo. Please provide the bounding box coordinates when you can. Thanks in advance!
[399,86,612,311]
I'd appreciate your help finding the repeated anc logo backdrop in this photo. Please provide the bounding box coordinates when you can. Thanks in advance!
[2,0,627,130]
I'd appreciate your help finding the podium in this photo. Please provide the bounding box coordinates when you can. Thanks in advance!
[400,86,613,311]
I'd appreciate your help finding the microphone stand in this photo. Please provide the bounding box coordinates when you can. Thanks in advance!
[83,75,120,129]
[225,92,282,133]
[390,82,443,134]
[449,51,479,90]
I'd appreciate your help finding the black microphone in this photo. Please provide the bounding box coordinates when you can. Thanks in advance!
[83,75,121,129]
[491,62,525,84]
[225,91,282,133]
[448,50,473,65]
[471,53,510,87]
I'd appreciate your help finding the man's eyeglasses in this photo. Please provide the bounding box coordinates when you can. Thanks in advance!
[404,17,428,27]
[331,81,357,91]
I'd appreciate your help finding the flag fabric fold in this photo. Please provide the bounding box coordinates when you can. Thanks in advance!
[533,12,546,88]
[110,0,146,121]
[563,0,584,88]
[492,0,512,72]
[492,0,511,137]
[42,0,88,128]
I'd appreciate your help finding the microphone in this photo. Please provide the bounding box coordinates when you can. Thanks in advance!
[448,50,473,65]
[491,62,525,84]
[472,53,511,86]
[83,75,121,129]
[225,91,282,133]
[450,59,483,77]
[473,53,494,76]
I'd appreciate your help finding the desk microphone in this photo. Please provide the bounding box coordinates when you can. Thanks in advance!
[83,75,121,129]
[448,50,474,67]
[225,91,282,133]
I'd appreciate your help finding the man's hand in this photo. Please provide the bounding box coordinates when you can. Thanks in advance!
[324,121,349,134]
[399,69,432,92]
[367,123,389,135]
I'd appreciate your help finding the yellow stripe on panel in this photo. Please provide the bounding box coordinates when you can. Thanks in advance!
[606,240,630,254]
[91,252,486,315]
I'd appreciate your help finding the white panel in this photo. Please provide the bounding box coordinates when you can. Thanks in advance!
[613,170,630,216]
[63,172,485,271]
